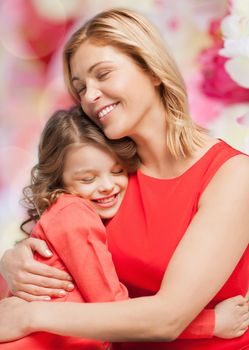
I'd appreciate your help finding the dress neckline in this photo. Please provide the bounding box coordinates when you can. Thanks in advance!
[137,140,224,182]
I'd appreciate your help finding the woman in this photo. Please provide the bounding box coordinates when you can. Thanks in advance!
[0,8,249,350]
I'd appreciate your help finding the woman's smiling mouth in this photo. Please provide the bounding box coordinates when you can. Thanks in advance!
[97,103,119,120]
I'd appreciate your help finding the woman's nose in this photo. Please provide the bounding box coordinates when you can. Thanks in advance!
[84,84,101,104]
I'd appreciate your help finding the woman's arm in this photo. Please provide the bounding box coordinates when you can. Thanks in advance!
[44,199,245,340]
[0,238,73,301]
[0,156,249,342]
[0,274,9,300]
[28,155,249,339]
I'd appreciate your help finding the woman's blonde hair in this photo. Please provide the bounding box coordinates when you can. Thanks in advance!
[21,105,138,234]
[63,8,206,158]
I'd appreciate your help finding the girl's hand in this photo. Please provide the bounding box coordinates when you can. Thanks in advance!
[0,238,74,301]
[0,297,32,342]
[214,295,249,338]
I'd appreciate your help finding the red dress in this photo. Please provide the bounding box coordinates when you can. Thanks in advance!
[106,140,249,350]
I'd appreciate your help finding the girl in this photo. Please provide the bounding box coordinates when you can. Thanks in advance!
[0,8,249,350]
[0,105,135,349]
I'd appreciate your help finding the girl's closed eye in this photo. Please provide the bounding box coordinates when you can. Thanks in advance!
[80,176,96,183]
[111,166,125,175]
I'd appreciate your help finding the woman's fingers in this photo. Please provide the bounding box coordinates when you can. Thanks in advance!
[22,237,53,258]
[240,319,249,331]
[237,303,249,316]
[17,283,66,297]
[241,313,249,322]
[14,285,72,301]
[14,291,52,302]
[11,272,74,297]
[233,295,247,306]
[0,238,74,299]
[25,260,72,281]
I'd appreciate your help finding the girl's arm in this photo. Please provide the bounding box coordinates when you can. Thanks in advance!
[0,155,249,342]
[41,198,128,302]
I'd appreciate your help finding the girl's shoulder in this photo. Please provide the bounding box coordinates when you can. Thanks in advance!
[41,193,95,223]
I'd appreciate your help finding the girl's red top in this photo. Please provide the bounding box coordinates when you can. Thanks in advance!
[0,194,128,350]
[106,140,249,350]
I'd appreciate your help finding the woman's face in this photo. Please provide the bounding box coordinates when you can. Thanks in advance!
[70,41,161,140]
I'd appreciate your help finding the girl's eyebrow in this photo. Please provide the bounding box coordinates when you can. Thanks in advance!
[73,169,94,175]
[72,60,113,81]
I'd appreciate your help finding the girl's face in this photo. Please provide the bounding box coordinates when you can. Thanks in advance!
[62,143,128,219]
[70,42,161,140]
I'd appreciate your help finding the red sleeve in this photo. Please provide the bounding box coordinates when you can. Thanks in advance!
[42,200,128,302]
[178,309,215,339]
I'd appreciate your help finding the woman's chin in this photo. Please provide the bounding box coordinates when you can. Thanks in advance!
[103,127,128,140]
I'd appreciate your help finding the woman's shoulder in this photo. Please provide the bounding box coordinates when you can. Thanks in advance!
[211,151,249,181]
[199,144,249,206]
[202,136,249,173]
[193,136,247,173]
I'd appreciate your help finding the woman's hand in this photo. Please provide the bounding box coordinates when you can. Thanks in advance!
[0,238,74,301]
[0,297,32,342]
[214,295,249,338]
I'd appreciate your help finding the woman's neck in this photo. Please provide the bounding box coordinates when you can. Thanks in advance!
[129,96,175,177]
[135,135,173,178]
[137,132,218,179]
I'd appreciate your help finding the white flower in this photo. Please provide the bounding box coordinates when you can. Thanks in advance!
[231,0,249,17]
[225,56,249,88]
[221,14,249,39]
[220,38,249,57]
[219,0,249,88]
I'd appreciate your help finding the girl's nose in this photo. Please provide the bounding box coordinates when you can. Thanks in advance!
[98,177,115,193]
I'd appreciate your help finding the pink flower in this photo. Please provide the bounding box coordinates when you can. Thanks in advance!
[199,17,249,104]
[199,44,249,103]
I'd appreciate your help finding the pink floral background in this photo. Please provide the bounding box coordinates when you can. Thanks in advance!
[1,0,249,255]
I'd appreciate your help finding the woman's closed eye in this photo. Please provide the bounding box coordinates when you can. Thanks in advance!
[97,70,111,80]
[77,85,86,96]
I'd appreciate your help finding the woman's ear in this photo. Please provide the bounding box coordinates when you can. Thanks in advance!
[151,73,161,87]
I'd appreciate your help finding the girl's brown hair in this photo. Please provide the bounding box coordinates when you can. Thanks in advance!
[21,105,138,234]
[63,8,206,158]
